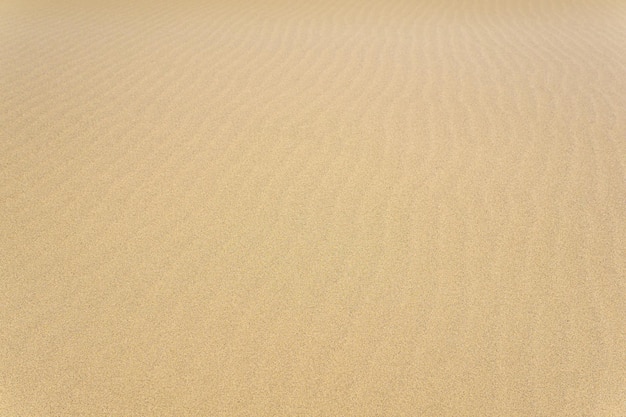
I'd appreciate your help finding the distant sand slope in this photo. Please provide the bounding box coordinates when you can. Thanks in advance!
[1,0,625,415]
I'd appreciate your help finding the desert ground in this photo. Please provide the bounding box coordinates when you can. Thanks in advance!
[1,0,625,415]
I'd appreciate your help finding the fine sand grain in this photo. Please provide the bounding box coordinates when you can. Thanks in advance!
[1,0,625,415]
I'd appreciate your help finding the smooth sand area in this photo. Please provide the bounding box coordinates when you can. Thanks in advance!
[1,0,625,415]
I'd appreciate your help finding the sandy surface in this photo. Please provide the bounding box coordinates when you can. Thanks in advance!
[1,0,626,415]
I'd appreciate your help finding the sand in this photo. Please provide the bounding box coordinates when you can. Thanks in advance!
[1,0,625,415]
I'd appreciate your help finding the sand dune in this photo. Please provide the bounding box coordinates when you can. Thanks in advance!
[1,0,625,415]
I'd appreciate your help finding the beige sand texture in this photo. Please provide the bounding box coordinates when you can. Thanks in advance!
[1,0,626,415]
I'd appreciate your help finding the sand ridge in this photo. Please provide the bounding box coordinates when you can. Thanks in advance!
[1,0,626,415]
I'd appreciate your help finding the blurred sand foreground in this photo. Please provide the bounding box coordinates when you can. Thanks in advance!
[1,0,625,415]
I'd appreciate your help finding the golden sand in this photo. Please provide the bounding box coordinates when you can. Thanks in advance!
[1,0,625,415]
